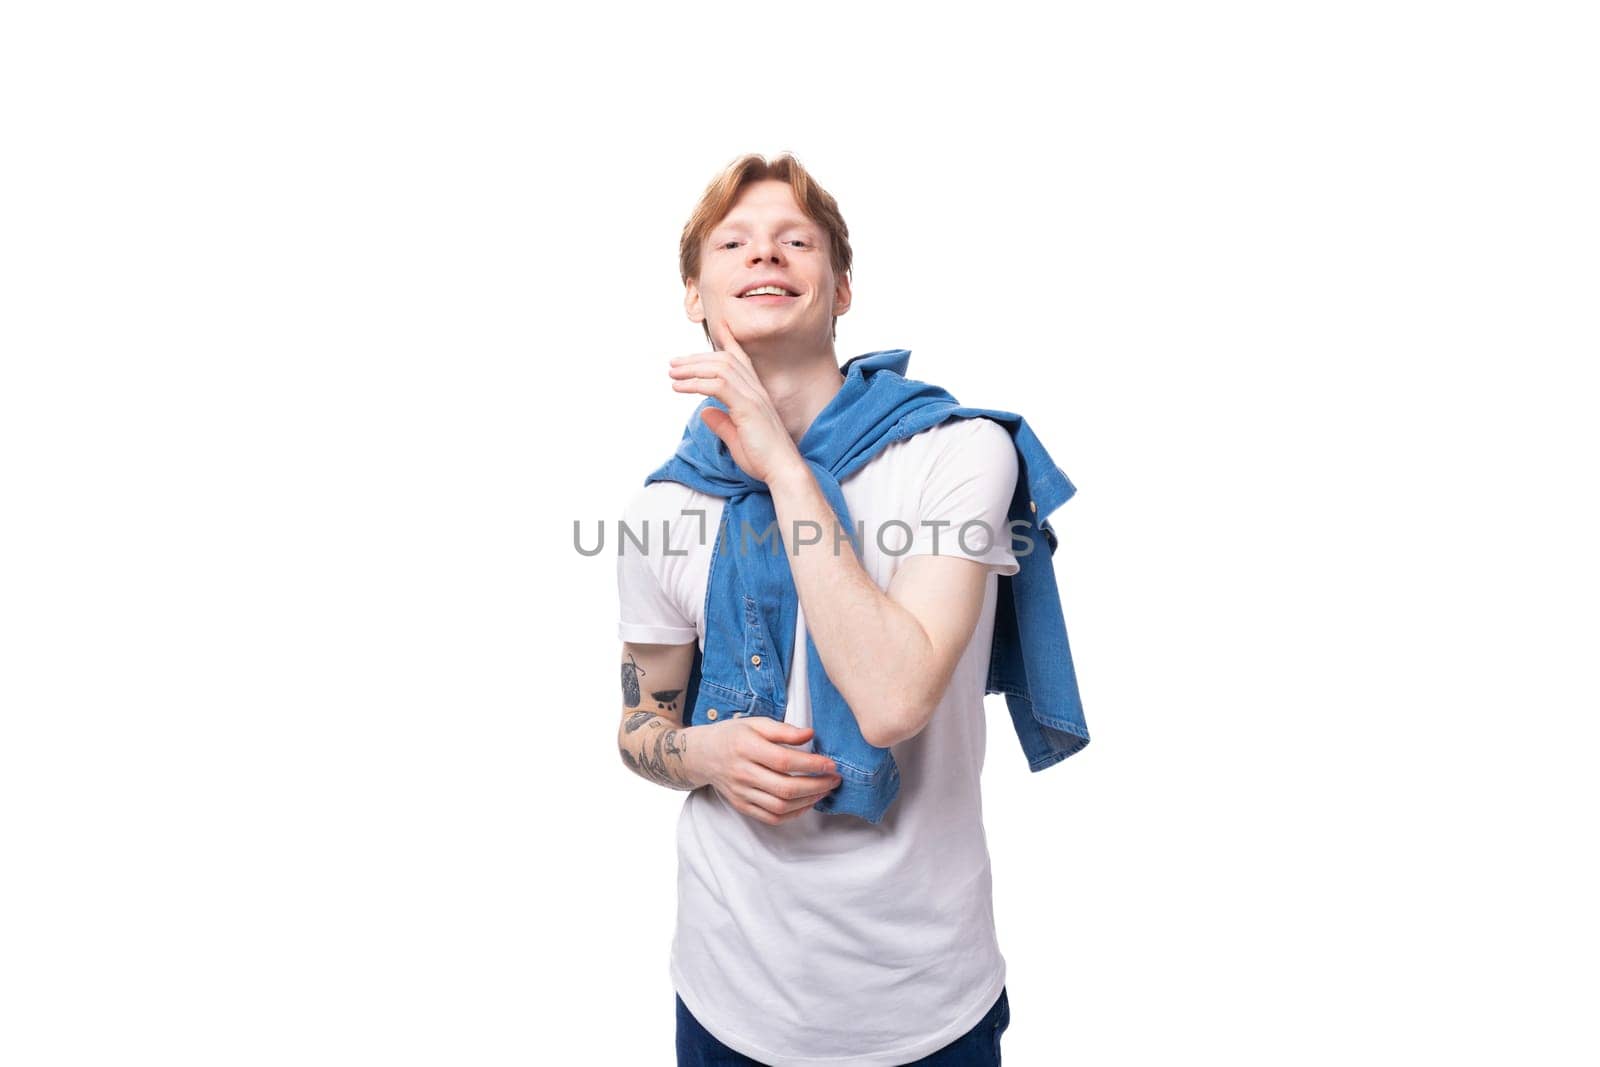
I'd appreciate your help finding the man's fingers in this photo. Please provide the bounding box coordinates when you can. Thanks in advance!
[741,737,837,779]
[746,767,839,806]
[734,789,822,824]
[699,405,733,438]
[671,375,740,408]
[739,769,841,813]
[666,357,740,380]
[713,316,756,372]
[671,353,757,391]
[670,357,760,406]
[669,363,754,409]
[751,720,814,742]
[710,315,738,353]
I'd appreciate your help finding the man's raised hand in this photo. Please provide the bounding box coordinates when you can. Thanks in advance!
[668,317,804,486]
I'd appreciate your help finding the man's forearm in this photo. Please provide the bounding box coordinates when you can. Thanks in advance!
[765,461,937,745]
[617,711,707,790]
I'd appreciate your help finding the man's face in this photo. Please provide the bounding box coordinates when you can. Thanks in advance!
[685,179,850,348]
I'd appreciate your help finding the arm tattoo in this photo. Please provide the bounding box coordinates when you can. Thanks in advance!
[621,653,646,707]
[619,715,694,790]
[638,723,692,788]
[617,654,693,788]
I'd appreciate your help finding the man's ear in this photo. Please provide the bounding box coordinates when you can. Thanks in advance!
[833,272,852,318]
[684,279,704,326]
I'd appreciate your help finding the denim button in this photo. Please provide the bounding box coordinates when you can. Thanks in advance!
[750,654,761,666]
[707,708,719,720]
[1028,499,1037,513]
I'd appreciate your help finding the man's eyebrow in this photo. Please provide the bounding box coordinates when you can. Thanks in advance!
[712,217,818,233]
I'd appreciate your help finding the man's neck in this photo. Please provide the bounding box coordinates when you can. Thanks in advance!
[739,337,845,446]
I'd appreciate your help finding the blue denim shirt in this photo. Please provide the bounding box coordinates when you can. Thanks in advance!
[644,349,1089,823]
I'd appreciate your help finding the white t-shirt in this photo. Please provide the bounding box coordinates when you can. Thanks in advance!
[617,416,1021,1067]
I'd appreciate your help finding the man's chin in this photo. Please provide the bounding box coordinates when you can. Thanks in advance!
[729,319,808,346]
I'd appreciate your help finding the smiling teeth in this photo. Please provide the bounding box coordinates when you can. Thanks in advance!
[742,286,793,297]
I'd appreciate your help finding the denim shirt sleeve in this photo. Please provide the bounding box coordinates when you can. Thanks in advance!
[984,421,1090,770]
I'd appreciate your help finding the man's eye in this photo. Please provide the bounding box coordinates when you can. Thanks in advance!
[717,238,808,249]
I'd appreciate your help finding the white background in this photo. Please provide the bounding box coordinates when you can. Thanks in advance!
[3,2,1596,1064]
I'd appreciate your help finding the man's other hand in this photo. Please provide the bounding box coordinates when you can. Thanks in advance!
[690,716,842,826]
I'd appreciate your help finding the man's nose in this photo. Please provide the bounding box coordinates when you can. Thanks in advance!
[746,236,783,264]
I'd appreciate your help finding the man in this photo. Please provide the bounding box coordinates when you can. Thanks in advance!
[616,153,1082,1065]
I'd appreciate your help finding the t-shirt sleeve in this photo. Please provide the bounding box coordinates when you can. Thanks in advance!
[902,418,1021,577]
[616,485,699,645]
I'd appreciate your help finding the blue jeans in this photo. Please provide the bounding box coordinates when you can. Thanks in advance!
[676,986,1010,1066]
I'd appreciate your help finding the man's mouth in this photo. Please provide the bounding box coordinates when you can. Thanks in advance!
[738,284,798,302]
